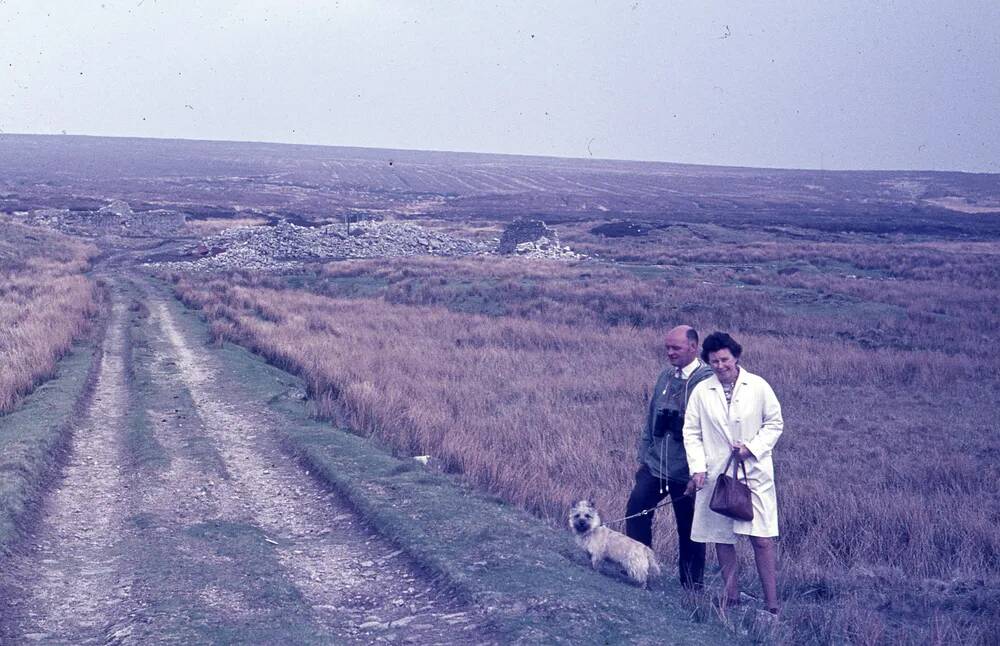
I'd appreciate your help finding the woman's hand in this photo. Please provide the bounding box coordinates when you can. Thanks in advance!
[685,472,707,495]
[732,443,752,460]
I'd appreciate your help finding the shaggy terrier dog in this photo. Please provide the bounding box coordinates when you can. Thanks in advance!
[568,500,661,587]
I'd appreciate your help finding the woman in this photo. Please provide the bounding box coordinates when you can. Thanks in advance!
[682,332,783,614]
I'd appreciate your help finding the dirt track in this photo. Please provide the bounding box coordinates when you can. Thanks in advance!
[0,280,492,644]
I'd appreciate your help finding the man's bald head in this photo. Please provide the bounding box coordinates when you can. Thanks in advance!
[664,325,699,368]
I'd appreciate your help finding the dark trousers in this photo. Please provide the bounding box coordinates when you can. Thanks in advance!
[625,465,705,589]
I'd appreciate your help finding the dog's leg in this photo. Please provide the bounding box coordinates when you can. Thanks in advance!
[648,553,662,578]
[625,559,649,587]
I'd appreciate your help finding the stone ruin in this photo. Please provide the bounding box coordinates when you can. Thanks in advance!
[498,218,584,260]
[98,199,134,218]
[498,219,554,254]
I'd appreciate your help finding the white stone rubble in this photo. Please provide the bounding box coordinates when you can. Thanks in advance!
[147,218,585,272]
[512,236,585,260]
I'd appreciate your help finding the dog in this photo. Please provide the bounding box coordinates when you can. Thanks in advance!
[568,500,661,587]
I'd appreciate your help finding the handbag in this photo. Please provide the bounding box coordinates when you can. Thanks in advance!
[709,451,754,521]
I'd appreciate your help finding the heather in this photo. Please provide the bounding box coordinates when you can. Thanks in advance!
[172,238,999,645]
[0,220,101,412]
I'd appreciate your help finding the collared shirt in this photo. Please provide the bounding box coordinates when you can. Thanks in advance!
[678,357,702,380]
[666,358,704,396]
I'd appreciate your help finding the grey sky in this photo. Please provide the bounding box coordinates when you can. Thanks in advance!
[2,1,998,172]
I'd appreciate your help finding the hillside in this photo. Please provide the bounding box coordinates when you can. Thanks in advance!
[0,133,997,644]
[2,134,998,239]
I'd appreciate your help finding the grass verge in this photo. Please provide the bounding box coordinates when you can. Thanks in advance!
[167,252,1000,645]
[158,282,735,645]
[0,338,102,555]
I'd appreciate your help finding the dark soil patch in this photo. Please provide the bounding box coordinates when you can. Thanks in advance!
[589,220,653,237]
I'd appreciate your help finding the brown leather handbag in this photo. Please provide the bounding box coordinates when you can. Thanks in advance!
[709,451,754,521]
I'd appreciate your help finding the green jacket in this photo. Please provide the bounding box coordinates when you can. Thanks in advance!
[637,361,714,481]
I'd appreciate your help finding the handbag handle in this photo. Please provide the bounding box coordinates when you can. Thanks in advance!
[723,450,750,485]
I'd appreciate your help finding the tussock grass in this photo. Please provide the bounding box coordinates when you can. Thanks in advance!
[0,220,102,553]
[0,221,101,412]
[174,244,999,645]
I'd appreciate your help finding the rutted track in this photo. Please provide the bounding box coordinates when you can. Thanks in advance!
[0,280,493,644]
[0,299,132,643]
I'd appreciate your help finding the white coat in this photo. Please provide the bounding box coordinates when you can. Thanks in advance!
[682,367,783,543]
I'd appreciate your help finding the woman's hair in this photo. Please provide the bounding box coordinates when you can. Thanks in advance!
[701,331,743,362]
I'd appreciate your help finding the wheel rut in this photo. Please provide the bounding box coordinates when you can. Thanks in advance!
[0,298,133,644]
[0,280,493,644]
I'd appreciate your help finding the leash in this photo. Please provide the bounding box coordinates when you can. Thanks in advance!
[602,490,694,526]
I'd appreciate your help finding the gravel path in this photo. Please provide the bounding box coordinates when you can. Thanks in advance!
[0,282,493,644]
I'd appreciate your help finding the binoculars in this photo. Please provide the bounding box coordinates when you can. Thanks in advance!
[653,409,684,440]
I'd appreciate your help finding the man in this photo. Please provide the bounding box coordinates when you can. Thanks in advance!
[625,325,713,589]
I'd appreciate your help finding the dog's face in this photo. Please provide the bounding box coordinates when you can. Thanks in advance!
[568,500,600,535]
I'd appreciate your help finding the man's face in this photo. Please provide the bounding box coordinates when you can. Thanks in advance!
[665,331,697,368]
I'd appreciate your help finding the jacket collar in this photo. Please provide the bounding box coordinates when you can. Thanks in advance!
[706,367,751,389]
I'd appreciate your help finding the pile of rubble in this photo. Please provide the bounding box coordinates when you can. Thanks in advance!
[509,235,585,260]
[151,220,496,272]
[148,217,585,272]
[24,200,186,237]
[151,220,583,271]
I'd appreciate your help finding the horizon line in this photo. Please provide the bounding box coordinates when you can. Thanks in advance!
[0,130,993,176]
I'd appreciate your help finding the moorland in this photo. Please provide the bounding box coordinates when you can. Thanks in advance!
[1,133,998,644]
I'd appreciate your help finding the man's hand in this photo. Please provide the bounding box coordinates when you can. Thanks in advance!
[685,472,707,495]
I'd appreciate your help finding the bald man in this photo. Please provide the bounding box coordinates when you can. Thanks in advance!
[626,325,713,589]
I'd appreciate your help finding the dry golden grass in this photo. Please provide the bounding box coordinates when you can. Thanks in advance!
[173,244,999,645]
[0,219,101,412]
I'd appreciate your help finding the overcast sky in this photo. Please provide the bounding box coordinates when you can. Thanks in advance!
[2,1,998,172]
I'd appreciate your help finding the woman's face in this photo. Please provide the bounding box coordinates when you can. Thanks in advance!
[707,348,739,384]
